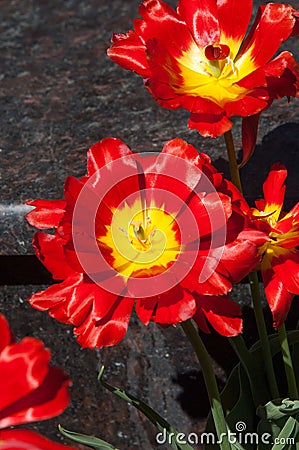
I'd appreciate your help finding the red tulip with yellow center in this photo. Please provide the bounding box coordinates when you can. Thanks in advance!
[26,138,267,349]
[107,0,299,162]
[247,163,299,328]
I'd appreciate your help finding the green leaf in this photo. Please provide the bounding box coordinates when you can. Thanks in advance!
[205,331,299,450]
[292,330,299,387]
[279,399,299,415]
[271,416,298,450]
[58,424,118,449]
[98,366,195,450]
[250,331,299,357]
[205,365,255,450]
[257,400,288,422]
[257,399,299,450]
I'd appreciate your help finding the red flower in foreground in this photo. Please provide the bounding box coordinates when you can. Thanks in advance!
[107,0,299,163]
[0,313,75,450]
[247,164,299,328]
[26,138,267,348]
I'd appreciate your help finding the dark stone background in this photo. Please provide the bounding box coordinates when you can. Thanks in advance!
[0,1,298,449]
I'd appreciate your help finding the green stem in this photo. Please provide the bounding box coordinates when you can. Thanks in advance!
[181,320,231,450]
[248,271,280,398]
[229,335,250,365]
[224,130,279,399]
[278,324,298,399]
[229,335,271,405]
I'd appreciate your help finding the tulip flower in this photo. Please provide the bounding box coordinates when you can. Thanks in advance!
[247,164,299,327]
[26,138,267,348]
[107,0,299,163]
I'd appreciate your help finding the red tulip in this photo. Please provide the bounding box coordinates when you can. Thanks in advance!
[27,138,267,348]
[107,0,299,164]
[247,164,299,327]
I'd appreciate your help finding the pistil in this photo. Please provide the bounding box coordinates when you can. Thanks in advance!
[205,43,230,78]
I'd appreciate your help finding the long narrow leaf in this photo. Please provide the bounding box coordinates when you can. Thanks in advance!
[270,416,298,450]
[58,424,118,450]
[98,366,195,450]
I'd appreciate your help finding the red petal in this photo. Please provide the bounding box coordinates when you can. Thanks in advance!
[141,34,196,111]
[194,294,242,336]
[196,191,231,229]
[217,0,252,55]
[181,252,232,295]
[262,264,294,328]
[26,200,66,229]
[139,0,192,56]
[146,172,195,216]
[0,338,50,421]
[63,176,84,208]
[224,93,268,117]
[277,205,299,245]
[107,31,150,78]
[96,172,140,214]
[288,203,299,220]
[58,176,86,239]
[63,281,96,326]
[177,0,220,47]
[147,139,217,201]
[220,179,250,213]
[0,367,70,428]
[87,138,133,176]
[188,107,232,138]
[136,286,196,325]
[240,113,260,167]
[272,251,299,295]
[239,51,299,99]
[145,75,185,111]
[192,309,211,334]
[32,233,75,280]
[28,274,85,325]
[75,297,134,349]
[29,274,133,349]
[238,3,296,70]
[0,315,13,353]
[30,224,134,349]
[264,52,299,99]
[276,227,299,249]
[263,163,286,211]
[63,241,86,274]
[218,229,267,283]
[158,139,224,196]
[161,138,212,168]
[0,430,76,450]
[291,10,299,36]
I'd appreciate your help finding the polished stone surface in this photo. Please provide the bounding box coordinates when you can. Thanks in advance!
[1,0,299,254]
[0,0,299,448]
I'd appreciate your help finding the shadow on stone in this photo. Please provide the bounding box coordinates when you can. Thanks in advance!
[174,370,213,419]
[240,122,299,207]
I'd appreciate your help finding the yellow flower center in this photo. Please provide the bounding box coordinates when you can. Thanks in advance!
[254,207,299,259]
[167,38,257,107]
[97,197,181,279]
